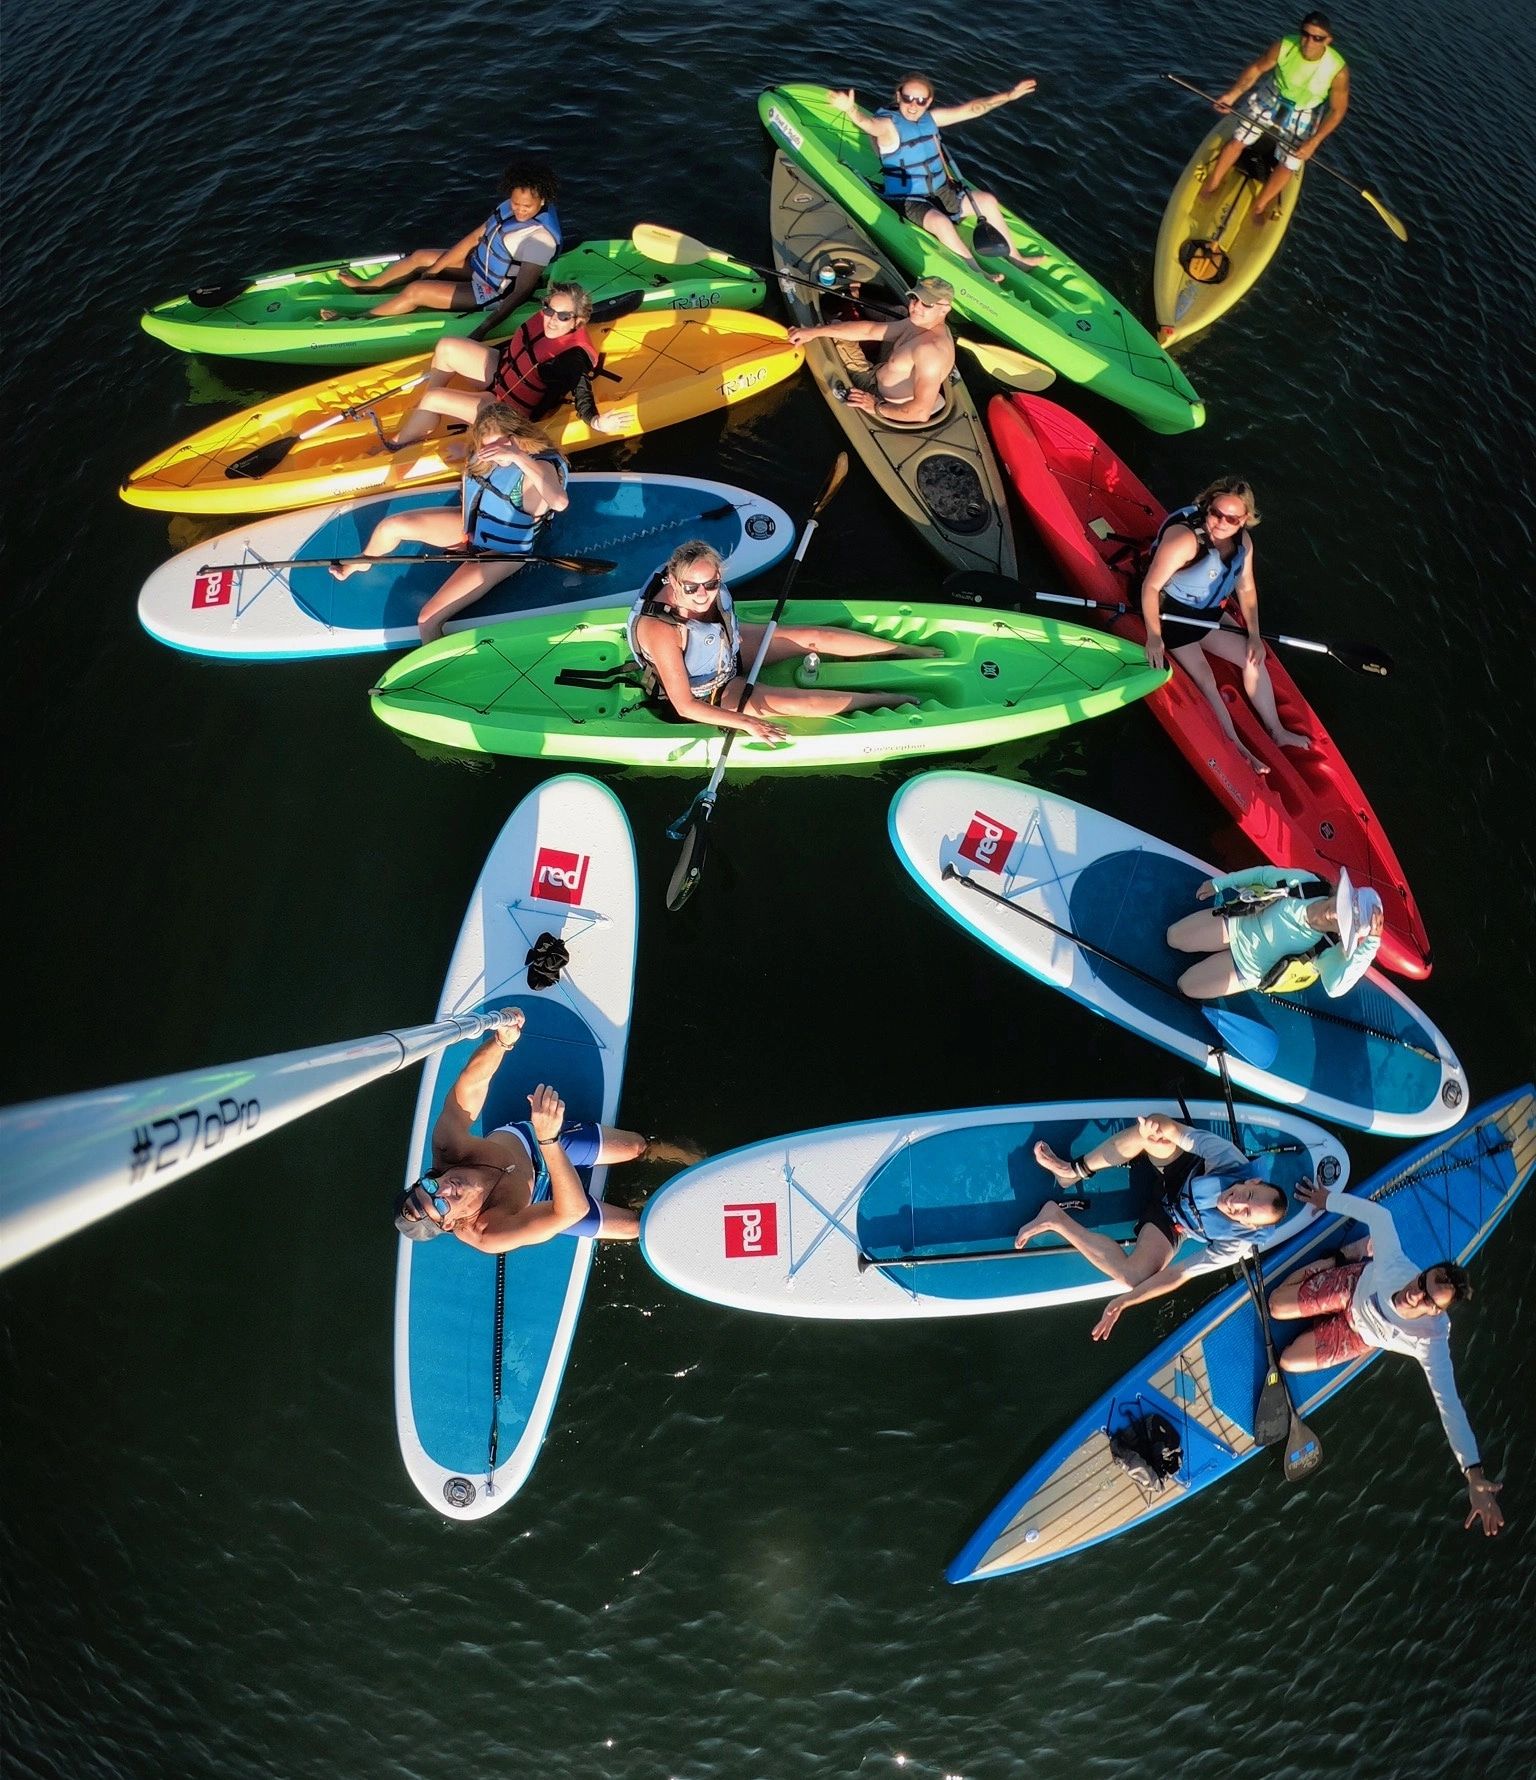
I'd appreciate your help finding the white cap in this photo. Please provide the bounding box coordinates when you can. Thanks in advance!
[1333,870,1383,957]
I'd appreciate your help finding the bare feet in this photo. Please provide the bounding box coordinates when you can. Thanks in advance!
[317,308,345,322]
[336,271,367,291]
[330,558,374,581]
[1269,725,1311,751]
[1033,1140,1079,1184]
[1236,739,1272,775]
[971,259,1007,285]
[1013,253,1048,270]
[1014,1203,1063,1249]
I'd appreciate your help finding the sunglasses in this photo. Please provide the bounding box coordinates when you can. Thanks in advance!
[673,573,722,592]
[408,1179,450,1222]
[1206,505,1247,526]
[897,91,932,107]
[1300,28,1330,42]
[1413,1268,1451,1308]
[541,302,578,322]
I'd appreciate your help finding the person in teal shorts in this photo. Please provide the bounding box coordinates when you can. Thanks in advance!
[1167,864,1384,1000]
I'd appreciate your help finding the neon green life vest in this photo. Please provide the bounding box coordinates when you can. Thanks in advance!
[1273,35,1346,110]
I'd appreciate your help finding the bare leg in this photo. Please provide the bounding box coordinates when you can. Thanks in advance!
[1034,1123,1163,1184]
[331,507,466,580]
[391,336,500,447]
[738,622,941,663]
[745,683,919,717]
[1176,953,1248,999]
[965,189,1047,269]
[1198,627,1310,750]
[1268,1259,1341,1318]
[1166,909,1230,953]
[337,249,446,293]
[417,558,524,642]
[362,276,479,320]
[1251,162,1297,222]
[1171,637,1271,774]
[1199,134,1250,203]
[592,1202,640,1240]
[1012,1201,1173,1287]
[1278,1329,1327,1371]
[915,204,1003,282]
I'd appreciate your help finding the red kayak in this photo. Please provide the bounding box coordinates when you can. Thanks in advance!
[987,393,1431,979]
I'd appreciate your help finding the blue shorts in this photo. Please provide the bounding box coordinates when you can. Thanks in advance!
[493,1118,606,1236]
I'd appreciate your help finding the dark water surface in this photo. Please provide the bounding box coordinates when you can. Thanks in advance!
[4,1,1535,1776]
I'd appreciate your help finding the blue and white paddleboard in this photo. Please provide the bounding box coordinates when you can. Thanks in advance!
[137,474,793,658]
[949,1086,1535,1582]
[889,772,1468,1137]
[640,1099,1341,1318]
[394,775,636,1520]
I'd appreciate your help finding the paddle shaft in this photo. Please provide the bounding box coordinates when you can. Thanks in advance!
[196,548,613,574]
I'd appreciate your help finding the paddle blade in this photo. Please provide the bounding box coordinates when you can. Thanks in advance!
[225,436,296,480]
[590,288,647,324]
[665,806,711,912]
[1335,640,1395,678]
[631,222,711,266]
[957,337,1056,391]
[1283,1410,1324,1483]
[188,281,251,309]
[1361,190,1408,243]
[1254,1365,1291,1446]
[814,449,850,515]
[1204,1006,1281,1069]
[972,218,1011,259]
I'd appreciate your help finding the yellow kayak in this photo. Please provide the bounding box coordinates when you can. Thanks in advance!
[121,310,804,515]
[1152,116,1305,346]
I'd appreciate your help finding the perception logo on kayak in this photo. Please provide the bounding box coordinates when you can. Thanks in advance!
[723,1201,778,1259]
[958,812,1018,872]
[191,569,235,609]
[530,847,590,905]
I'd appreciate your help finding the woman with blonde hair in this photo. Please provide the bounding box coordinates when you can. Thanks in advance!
[1139,476,1308,775]
[332,403,569,641]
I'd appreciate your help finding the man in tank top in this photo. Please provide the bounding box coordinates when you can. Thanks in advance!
[787,276,958,425]
[1199,12,1350,222]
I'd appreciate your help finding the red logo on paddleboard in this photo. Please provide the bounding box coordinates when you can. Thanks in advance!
[723,1201,778,1259]
[530,847,590,905]
[192,569,234,609]
[959,811,1017,872]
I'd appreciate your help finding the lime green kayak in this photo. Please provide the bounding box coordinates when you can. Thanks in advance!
[140,239,766,366]
[368,599,1169,766]
[759,85,1204,435]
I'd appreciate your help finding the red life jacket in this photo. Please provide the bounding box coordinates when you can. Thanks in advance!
[492,311,600,413]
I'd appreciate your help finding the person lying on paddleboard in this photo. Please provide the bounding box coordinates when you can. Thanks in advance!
[385,280,625,452]
[1167,863,1384,1000]
[1275,1179,1503,1535]
[827,76,1047,282]
[1201,12,1350,224]
[1014,1114,1289,1339]
[331,404,568,642]
[325,161,563,318]
[392,1009,699,1249]
[1139,476,1309,774]
[787,275,957,425]
[626,540,936,742]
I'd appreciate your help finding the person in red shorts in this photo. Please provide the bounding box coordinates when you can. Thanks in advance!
[1272,1179,1505,1536]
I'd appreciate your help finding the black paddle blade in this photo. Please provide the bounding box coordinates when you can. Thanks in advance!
[188,281,252,309]
[973,218,1012,259]
[665,808,710,912]
[1254,1366,1291,1447]
[591,288,647,323]
[225,436,296,480]
[942,569,1023,609]
[1340,641,1395,678]
[1282,1410,1324,1483]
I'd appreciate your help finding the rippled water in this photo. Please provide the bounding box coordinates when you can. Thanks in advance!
[4,0,1534,1775]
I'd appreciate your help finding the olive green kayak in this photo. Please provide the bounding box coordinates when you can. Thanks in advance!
[368,599,1169,766]
[140,239,766,366]
[759,84,1204,434]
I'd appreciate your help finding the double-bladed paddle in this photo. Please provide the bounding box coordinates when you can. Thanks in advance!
[222,287,647,482]
[663,453,849,912]
[196,547,616,576]
[942,569,1395,679]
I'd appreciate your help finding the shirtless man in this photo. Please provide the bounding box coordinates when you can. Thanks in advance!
[392,1009,694,1249]
[787,277,957,425]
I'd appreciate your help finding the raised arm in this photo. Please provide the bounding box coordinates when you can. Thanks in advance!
[429,1010,525,1162]
[826,89,897,148]
[1418,1336,1503,1534]
[462,1084,598,1254]
[931,77,1036,128]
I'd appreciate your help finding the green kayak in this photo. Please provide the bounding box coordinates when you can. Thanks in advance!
[368,599,1169,766]
[759,85,1204,435]
[140,239,766,366]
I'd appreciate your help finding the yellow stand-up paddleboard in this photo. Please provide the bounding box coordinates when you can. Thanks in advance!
[1152,117,1305,346]
[121,310,804,516]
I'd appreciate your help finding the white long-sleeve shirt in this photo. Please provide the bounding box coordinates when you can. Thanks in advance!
[1321,1186,1480,1471]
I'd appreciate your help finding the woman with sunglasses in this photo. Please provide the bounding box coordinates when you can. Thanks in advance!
[827,75,1045,283]
[627,540,935,743]
[1140,476,1308,774]
[1273,1178,1503,1537]
[1200,13,1350,222]
[384,280,622,452]
[332,403,569,641]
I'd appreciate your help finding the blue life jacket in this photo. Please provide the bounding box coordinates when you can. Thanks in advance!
[468,201,562,304]
[465,450,567,553]
[626,572,741,701]
[1154,503,1250,612]
[876,108,951,200]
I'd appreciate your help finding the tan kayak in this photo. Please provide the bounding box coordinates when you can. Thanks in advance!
[768,152,1016,579]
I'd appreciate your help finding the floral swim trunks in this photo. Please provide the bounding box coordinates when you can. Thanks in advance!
[1295,1259,1372,1366]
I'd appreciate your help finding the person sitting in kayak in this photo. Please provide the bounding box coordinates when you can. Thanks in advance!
[385,281,624,452]
[1140,477,1309,774]
[331,404,569,642]
[1014,1114,1289,1339]
[1275,1178,1503,1535]
[1167,863,1384,1000]
[393,1010,701,1249]
[827,77,1047,282]
[787,276,957,424]
[627,540,936,742]
[1200,12,1350,223]
[326,161,563,317]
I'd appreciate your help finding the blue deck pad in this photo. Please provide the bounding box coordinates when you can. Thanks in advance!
[1065,849,1440,1117]
[285,480,746,633]
[855,1113,1319,1302]
[406,996,606,1476]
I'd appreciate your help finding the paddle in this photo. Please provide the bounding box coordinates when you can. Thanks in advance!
[1162,73,1408,243]
[224,286,647,481]
[630,223,1055,390]
[663,452,850,912]
[196,548,617,576]
[939,864,1280,1069]
[942,569,1395,678]
[857,1242,1065,1273]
